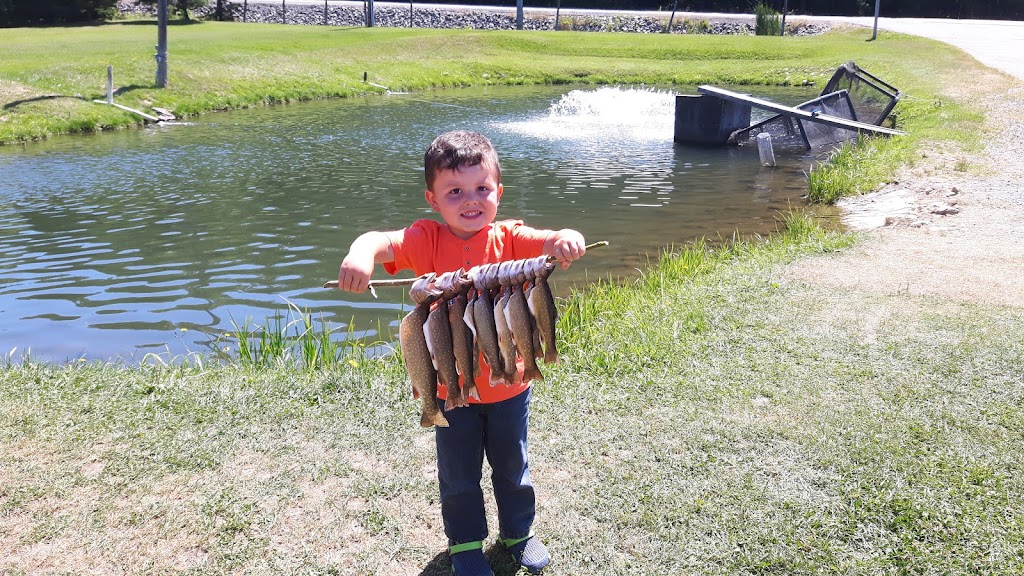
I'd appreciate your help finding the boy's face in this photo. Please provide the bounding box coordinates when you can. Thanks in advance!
[424,162,503,240]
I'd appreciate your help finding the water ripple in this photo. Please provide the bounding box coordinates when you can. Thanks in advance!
[0,84,820,362]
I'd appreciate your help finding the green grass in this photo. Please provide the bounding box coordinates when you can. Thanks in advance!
[3,215,1022,574]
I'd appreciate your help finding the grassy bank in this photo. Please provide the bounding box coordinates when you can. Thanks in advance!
[3,215,1022,574]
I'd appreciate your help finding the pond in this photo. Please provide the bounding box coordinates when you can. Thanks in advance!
[0,84,825,363]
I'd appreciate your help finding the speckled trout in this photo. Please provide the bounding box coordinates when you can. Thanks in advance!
[504,260,544,382]
[447,271,480,403]
[527,256,559,364]
[427,271,467,412]
[399,274,449,428]
[473,264,513,386]
[493,270,524,385]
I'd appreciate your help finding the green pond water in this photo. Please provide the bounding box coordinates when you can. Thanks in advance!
[0,84,826,362]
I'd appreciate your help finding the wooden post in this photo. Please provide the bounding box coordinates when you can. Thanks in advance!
[554,0,561,30]
[281,0,286,24]
[409,0,413,27]
[324,0,328,25]
[516,0,523,30]
[367,0,375,26]
[106,65,114,104]
[243,0,248,22]
[780,0,788,36]
[155,0,167,88]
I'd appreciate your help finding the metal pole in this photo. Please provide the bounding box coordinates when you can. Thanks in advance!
[872,0,880,40]
[243,0,248,22]
[324,0,328,25]
[516,0,523,30]
[367,0,375,26]
[282,0,286,24]
[156,0,168,88]
[780,0,787,36]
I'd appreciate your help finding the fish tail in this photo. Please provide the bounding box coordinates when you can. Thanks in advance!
[488,372,504,387]
[422,407,450,428]
[543,346,560,365]
[445,384,467,411]
[544,344,561,362]
[444,392,465,412]
[522,365,544,382]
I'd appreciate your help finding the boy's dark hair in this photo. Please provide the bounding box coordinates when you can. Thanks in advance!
[424,130,502,190]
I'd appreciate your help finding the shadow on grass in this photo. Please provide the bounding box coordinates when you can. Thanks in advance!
[110,19,204,26]
[113,84,152,97]
[3,94,87,110]
[417,543,523,575]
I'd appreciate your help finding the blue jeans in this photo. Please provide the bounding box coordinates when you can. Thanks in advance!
[435,386,535,546]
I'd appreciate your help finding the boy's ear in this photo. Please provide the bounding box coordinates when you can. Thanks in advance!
[497,183,504,202]
[424,188,439,212]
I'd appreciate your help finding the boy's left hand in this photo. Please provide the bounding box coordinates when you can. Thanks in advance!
[550,229,586,269]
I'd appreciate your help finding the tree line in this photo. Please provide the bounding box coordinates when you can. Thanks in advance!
[0,0,206,25]
[3,0,1022,27]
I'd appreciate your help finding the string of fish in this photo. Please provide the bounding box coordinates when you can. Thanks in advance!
[399,255,559,428]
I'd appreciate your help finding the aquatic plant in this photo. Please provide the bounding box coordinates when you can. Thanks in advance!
[224,300,378,371]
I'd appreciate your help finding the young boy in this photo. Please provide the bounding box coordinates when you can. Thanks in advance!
[336,130,586,575]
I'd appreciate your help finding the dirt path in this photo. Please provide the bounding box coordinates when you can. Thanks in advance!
[785,76,1024,308]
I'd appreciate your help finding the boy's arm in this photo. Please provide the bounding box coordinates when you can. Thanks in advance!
[337,231,396,293]
[542,228,587,269]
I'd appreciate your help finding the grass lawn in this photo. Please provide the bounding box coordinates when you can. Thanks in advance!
[2,19,1022,576]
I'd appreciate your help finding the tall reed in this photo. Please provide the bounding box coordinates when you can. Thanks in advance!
[225,300,375,371]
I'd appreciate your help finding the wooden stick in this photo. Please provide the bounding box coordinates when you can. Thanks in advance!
[322,241,609,290]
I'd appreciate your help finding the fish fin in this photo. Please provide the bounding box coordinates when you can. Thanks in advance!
[544,347,560,365]
[522,365,544,382]
[532,320,543,360]
[422,410,450,428]
[444,383,467,411]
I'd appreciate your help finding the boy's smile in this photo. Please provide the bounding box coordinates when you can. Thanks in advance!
[424,162,503,240]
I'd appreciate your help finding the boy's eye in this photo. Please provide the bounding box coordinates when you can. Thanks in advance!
[448,188,461,195]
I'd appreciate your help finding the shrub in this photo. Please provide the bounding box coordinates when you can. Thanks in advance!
[754,2,781,36]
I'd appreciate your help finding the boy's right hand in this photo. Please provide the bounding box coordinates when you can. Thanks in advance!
[337,231,395,293]
[337,252,375,293]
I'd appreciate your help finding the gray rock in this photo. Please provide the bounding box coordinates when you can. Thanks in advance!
[115,0,829,36]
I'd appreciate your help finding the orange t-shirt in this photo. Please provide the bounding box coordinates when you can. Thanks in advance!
[384,218,550,404]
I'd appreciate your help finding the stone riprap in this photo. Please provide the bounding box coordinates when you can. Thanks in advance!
[116,1,829,35]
